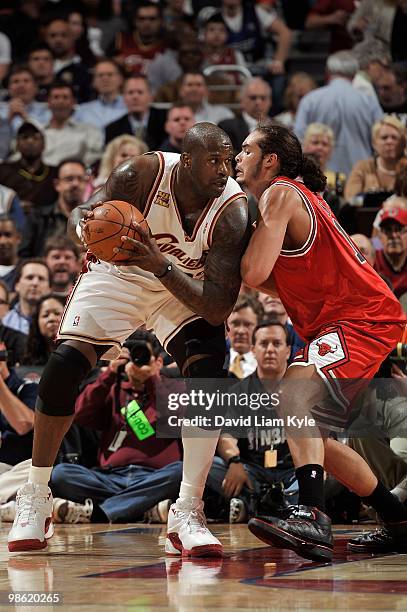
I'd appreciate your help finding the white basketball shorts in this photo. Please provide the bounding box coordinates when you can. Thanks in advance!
[57,260,200,359]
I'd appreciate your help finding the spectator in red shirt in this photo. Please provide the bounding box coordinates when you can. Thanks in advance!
[49,330,182,524]
[375,208,407,298]
[113,1,167,77]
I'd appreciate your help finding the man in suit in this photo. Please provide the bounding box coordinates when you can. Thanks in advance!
[105,76,166,150]
[219,77,272,157]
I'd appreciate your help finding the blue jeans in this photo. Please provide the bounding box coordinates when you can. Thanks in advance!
[206,456,298,512]
[50,461,183,522]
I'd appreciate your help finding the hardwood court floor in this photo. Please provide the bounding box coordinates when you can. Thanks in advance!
[1,523,407,610]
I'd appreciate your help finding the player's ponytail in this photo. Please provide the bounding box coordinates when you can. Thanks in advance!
[256,122,327,193]
[300,155,327,193]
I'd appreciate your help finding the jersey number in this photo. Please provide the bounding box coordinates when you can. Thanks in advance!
[333,219,366,264]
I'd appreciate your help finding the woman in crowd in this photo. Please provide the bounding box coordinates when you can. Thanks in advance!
[303,122,346,214]
[21,294,65,367]
[344,115,406,206]
[87,134,148,195]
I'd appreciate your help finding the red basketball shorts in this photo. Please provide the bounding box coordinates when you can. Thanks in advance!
[290,321,405,429]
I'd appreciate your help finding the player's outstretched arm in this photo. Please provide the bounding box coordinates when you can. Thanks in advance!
[116,197,250,326]
[241,186,296,288]
[67,155,159,245]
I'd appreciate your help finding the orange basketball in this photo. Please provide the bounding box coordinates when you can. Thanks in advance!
[82,200,148,263]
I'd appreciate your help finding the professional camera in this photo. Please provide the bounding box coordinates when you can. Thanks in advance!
[124,339,152,367]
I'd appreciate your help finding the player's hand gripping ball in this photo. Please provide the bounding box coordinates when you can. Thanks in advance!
[82,200,149,263]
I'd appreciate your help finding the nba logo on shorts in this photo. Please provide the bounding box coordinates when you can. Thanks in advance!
[73,315,80,327]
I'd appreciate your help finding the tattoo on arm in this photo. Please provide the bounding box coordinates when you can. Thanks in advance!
[159,198,250,326]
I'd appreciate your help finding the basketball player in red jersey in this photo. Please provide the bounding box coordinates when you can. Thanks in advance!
[235,123,407,562]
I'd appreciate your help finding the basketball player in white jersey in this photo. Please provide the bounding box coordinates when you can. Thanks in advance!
[8,123,250,557]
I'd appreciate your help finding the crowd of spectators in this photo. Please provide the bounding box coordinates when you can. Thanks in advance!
[0,0,406,527]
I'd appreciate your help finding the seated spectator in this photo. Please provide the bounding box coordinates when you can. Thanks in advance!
[256,293,305,363]
[305,0,356,53]
[219,77,272,157]
[206,320,297,523]
[2,259,50,336]
[50,331,182,524]
[44,16,92,103]
[105,76,167,150]
[374,208,407,298]
[91,135,148,194]
[0,215,22,292]
[274,72,317,129]
[44,235,81,298]
[43,82,103,167]
[0,122,58,213]
[303,123,346,215]
[21,293,65,368]
[152,35,237,107]
[19,159,88,258]
[66,8,99,65]
[0,282,27,368]
[162,0,193,35]
[373,64,407,126]
[112,2,167,78]
[227,296,261,379]
[168,71,234,125]
[75,58,126,131]
[350,234,376,267]
[27,43,55,103]
[347,0,395,50]
[344,116,405,206]
[352,39,390,102]
[0,65,49,134]
[160,103,196,154]
[218,0,292,71]
[201,12,247,72]
[294,50,383,175]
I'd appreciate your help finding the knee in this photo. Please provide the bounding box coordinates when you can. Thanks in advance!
[37,344,92,417]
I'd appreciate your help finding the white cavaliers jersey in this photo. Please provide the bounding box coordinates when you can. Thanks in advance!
[115,151,247,285]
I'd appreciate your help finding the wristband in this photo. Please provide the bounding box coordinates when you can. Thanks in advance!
[227,455,241,467]
[154,262,172,279]
[76,221,82,240]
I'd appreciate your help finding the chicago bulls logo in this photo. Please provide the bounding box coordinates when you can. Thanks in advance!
[316,340,338,357]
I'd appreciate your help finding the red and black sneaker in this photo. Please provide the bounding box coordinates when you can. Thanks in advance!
[347,521,407,554]
[248,505,333,563]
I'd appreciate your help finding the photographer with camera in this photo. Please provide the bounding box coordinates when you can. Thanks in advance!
[48,330,182,524]
[0,341,38,507]
[206,321,297,523]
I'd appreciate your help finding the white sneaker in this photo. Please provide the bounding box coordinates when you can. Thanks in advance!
[229,498,247,523]
[0,500,16,522]
[8,483,54,553]
[53,498,93,524]
[145,499,172,523]
[165,497,223,557]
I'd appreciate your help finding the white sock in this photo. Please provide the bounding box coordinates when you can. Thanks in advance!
[28,465,52,486]
[178,426,220,500]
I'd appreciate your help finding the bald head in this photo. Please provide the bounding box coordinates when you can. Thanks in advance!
[182,122,231,154]
[351,233,376,266]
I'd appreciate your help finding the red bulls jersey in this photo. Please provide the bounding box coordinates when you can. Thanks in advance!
[269,176,406,342]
